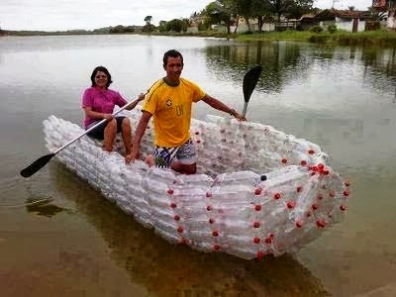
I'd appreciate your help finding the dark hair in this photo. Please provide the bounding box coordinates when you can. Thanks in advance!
[163,49,184,68]
[90,66,113,88]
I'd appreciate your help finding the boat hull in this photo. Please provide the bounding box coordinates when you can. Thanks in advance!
[43,110,350,260]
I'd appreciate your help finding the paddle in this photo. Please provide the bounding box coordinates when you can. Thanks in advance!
[242,65,262,117]
[20,95,145,178]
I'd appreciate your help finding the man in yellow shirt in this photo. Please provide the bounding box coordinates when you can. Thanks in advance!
[126,49,245,174]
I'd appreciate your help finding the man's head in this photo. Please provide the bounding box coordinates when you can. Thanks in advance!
[163,49,184,85]
[163,49,183,68]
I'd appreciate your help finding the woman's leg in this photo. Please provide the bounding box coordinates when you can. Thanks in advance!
[103,118,117,152]
[120,117,132,154]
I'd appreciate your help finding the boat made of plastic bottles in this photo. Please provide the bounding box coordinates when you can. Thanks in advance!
[43,109,351,260]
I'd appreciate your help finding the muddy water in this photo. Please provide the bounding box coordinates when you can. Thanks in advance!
[0,35,395,296]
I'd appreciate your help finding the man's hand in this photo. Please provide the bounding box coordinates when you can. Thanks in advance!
[138,93,146,102]
[125,152,135,164]
[230,109,246,121]
[125,146,139,164]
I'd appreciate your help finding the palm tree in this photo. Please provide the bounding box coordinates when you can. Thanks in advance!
[144,16,153,25]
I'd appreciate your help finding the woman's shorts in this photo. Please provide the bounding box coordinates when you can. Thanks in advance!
[154,139,197,168]
[86,116,126,140]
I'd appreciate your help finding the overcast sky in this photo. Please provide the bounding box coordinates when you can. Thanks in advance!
[1,0,373,31]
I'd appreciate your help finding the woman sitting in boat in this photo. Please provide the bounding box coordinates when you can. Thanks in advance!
[82,66,144,161]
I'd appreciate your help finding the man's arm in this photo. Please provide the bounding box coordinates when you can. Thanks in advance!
[202,95,246,121]
[125,111,152,164]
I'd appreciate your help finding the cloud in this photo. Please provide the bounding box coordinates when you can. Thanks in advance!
[315,0,372,10]
[0,0,373,31]
[0,0,209,30]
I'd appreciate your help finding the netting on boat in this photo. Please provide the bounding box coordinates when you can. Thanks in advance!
[43,110,351,260]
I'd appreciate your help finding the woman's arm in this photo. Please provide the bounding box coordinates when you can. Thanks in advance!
[83,107,113,121]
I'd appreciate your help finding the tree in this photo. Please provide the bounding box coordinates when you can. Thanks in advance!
[204,0,237,34]
[167,19,184,32]
[236,0,271,33]
[181,18,190,32]
[144,16,153,25]
[110,25,126,34]
[264,0,314,28]
[369,7,387,21]
[235,0,254,32]
[143,15,155,32]
[158,20,168,32]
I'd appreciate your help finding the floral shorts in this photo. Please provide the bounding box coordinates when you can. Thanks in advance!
[154,139,197,168]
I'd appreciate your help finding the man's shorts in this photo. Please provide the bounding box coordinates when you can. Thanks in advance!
[154,139,197,168]
[86,116,126,140]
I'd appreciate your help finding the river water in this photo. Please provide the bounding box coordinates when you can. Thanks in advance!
[0,35,395,297]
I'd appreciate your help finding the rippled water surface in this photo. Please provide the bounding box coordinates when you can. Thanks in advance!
[0,35,395,297]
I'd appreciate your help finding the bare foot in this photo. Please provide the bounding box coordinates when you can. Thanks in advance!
[145,154,155,167]
[125,153,133,164]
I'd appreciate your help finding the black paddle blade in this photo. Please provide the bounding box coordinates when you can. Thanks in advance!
[20,153,55,178]
[243,65,262,103]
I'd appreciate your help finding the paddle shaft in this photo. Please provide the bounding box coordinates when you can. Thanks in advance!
[242,102,248,117]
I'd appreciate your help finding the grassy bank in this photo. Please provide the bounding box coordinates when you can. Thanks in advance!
[147,29,396,48]
[3,28,396,48]
[235,30,396,47]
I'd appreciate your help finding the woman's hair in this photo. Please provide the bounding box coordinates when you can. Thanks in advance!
[163,49,183,68]
[90,66,113,88]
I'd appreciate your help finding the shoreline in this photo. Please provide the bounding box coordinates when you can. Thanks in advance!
[2,29,396,48]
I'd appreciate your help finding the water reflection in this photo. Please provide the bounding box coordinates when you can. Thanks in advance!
[205,41,396,99]
[51,165,328,296]
[25,198,69,218]
[2,35,396,296]
[205,41,309,94]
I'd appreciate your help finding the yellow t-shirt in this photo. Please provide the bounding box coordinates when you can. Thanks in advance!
[142,78,205,147]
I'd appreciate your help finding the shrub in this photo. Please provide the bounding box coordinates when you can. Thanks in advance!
[308,35,329,44]
[309,26,323,33]
[328,25,337,34]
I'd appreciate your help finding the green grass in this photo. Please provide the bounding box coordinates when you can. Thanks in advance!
[235,30,396,48]
[236,30,313,42]
[4,28,396,48]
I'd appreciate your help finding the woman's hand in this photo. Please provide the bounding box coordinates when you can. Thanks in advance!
[103,114,113,121]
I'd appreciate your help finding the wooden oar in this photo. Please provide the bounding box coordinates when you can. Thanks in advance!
[20,95,145,178]
[242,65,262,117]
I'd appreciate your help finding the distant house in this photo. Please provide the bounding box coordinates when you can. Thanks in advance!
[372,0,389,10]
[299,10,333,31]
[332,9,371,32]
[371,0,396,31]
[299,9,371,32]
[384,1,396,30]
[230,17,275,33]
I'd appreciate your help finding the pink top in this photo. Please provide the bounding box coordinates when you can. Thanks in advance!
[82,87,128,128]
